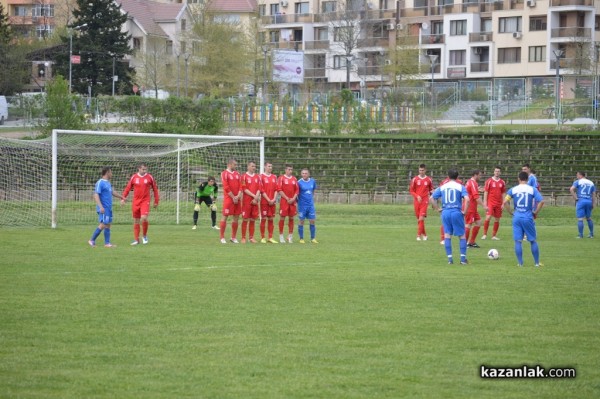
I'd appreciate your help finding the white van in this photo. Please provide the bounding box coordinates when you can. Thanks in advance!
[0,96,8,125]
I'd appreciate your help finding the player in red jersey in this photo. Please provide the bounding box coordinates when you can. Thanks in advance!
[409,163,434,241]
[438,175,462,244]
[259,162,279,244]
[220,158,243,244]
[482,166,506,240]
[464,169,487,248]
[121,163,160,245]
[240,161,261,244]
[278,164,299,243]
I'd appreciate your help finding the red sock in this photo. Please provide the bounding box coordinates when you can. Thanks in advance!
[279,219,285,234]
[465,227,471,243]
[470,226,480,244]
[241,220,248,239]
[418,220,425,236]
[260,219,266,238]
[249,221,255,239]
[220,220,226,239]
[134,223,140,241]
[288,218,294,234]
[483,220,490,235]
[493,221,500,237]
[268,220,274,238]
[142,220,149,236]
[231,221,238,238]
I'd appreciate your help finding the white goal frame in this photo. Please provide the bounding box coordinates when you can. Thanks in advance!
[51,130,264,228]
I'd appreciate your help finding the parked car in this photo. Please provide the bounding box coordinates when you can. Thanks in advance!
[0,96,8,125]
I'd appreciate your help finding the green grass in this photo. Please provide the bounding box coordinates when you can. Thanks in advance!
[1,204,599,398]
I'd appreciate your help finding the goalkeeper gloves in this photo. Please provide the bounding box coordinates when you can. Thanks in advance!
[210,203,217,212]
[194,204,201,212]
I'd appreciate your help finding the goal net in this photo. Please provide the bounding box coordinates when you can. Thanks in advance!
[0,130,264,227]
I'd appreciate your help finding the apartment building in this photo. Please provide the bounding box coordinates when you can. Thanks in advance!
[4,0,58,39]
[258,0,600,98]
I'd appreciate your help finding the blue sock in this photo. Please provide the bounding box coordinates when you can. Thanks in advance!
[104,228,111,244]
[588,219,594,236]
[91,228,102,241]
[515,241,523,265]
[309,224,316,239]
[531,241,540,264]
[578,220,584,237]
[298,225,304,239]
[444,238,452,257]
[459,238,467,260]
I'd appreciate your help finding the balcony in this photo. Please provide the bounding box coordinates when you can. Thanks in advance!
[269,41,304,50]
[304,40,330,50]
[358,65,384,76]
[398,6,428,17]
[469,32,493,42]
[550,0,593,5]
[471,62,490,72]
[261,13,314,25]
[551,27,592,39]
[551,57,591,70]
[422,34,445,44]
[305,68,327,78]
[361,37,389,47]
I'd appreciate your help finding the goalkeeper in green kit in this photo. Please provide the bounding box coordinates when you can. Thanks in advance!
[193,176,219,230]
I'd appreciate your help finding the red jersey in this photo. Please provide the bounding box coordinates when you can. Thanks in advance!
[409,175,433,199]
[241,172,261,201]
[122,173,159,205]
[484,177,506,206]
[278,174,299,200]
[465,178,481,211]
[221,169,241,197]
[260,173,278,202]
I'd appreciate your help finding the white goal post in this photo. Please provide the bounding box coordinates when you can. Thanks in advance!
[0,130,264,228]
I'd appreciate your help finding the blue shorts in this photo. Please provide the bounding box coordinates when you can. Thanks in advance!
[441,210,465,237]
[98,210,113,225]
[298,204,316,220]
[576,200,593,219]
[512,216,537,242]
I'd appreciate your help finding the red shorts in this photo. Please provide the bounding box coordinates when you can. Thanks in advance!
[222,197,242,216]
[260,201,276,218]
[486,204,503,219]
[413,199,429,218]
[464,210,481,224]
[279,201,297,217]
[242,200,260,219]
[132,201,151,219]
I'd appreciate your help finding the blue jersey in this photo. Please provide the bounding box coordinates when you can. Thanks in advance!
[298,178,317,208]
[431,180,468,211]
[506,184,543,218]
[95,178,113,212]
[572,178,596,201]
[527,174,538,189]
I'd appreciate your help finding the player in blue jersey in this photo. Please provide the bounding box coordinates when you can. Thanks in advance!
[430,169,470,265]
[297,168,318,244]
[88,167,124,248]
[569,171,596,238]
[522,163,539,190]
[503,171,545,267]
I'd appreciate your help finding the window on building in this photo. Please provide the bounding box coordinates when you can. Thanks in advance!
[322,1,336,12]
[414,0,427,7]
[36,25,53,38]
[32,5,54,17]
[269,30,280,43]
[346,0,362,11]
[449,50,466,66]
[529,17,547,32]
[482,19,492,32]
[181,19,186,31]
[528,46,546,62]
[181,41,187,55]
[166,40,173,55]
[315,54,326,68]
[449,20,467,36]
[432,21,443,34]
[499,17,522,33]
[259,5,266,16]
[333,55,350,69]
[133,37,142,51]
[315,27,328,41]
[334,26,352,41]
[295,2,309,14]
[270,3,280,15]
[14,6,28,16]
[498,47,521,63]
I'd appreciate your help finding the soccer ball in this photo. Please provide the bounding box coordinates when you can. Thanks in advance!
[487,249,499,260]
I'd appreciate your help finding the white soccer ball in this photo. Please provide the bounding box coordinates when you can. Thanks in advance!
[487,249,499,260]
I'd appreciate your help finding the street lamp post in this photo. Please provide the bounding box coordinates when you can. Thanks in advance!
[553,49,563,127]
[184,53,190,97]
[379,50,385,101]
[68,23,87,93]
[111,55,116,96]
[176,52,180,97]
[428,54,438,118]
[261,44,269,103]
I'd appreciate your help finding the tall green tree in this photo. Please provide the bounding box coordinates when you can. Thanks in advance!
[53,0,134,96]
[0,4,31,95]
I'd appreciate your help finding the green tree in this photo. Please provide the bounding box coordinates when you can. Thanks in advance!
[0,5,32,95]
[53,0,133,96]
[39,75,88,137]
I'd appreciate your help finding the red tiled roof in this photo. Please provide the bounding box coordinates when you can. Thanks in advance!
[207,0,257,13]
[118,0,184,37]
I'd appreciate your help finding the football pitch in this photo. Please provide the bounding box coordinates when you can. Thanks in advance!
[1,204,598,398]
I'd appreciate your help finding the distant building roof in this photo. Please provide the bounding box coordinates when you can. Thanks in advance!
[207,0,257,13]
[117,0,185,38]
